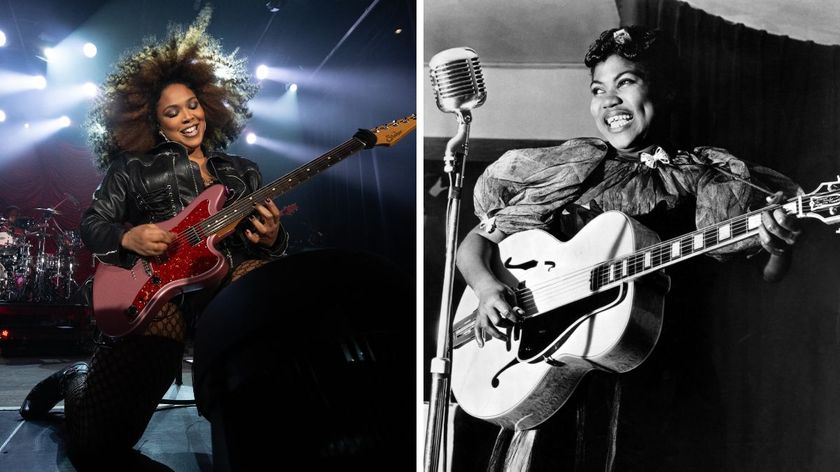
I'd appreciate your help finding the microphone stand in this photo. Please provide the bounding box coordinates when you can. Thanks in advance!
[424,109,472,472]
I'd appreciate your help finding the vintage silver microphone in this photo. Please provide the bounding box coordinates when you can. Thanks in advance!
[428,47,486,172]
[429,47,487,114]
[425,47,486,472]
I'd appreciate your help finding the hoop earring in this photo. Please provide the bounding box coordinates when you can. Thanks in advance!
[158,129,171,142]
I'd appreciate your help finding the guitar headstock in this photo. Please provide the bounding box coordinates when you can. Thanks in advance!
[370,114,416,147]
[796,176,840,231]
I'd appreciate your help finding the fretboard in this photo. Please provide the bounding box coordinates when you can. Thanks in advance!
[193,136,370,240]
[589,198,803,291]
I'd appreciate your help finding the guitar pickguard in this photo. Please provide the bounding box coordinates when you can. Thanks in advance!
[517,285,625,363]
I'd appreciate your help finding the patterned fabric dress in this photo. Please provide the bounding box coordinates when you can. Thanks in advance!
[473,137,800,252]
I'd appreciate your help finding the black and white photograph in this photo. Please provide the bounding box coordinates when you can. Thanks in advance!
[423,1,840,471]
[0,0,415,470]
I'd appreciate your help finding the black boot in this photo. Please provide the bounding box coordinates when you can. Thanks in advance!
[19,361,89,420]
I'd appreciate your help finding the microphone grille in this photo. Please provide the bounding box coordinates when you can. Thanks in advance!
[430,57,486,99]
[429,47,487,112]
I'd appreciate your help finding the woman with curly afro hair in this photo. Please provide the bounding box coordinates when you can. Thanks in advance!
[18,8,287,463]
[453,25,802,470]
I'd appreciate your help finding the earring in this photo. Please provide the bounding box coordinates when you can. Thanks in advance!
[158,129,171,142]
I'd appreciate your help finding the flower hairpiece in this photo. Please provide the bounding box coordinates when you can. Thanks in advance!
[613,28,631,44]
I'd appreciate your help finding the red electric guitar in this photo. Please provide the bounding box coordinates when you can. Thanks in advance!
[451,177,840,430]
[92,115,415,337]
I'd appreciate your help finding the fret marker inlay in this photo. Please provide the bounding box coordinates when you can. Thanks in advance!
[693,234,704,250]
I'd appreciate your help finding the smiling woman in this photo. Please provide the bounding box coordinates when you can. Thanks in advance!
[451,25,804,470]
[18,6,289,465]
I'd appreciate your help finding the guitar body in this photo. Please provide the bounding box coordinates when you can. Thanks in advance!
[451,211,665,430]
[92,185,231,337]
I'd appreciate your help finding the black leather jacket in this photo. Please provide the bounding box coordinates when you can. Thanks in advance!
[81,141,287,269]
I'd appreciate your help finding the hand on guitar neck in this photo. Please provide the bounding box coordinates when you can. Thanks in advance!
[242,198,282,247]
[759,191,803,281]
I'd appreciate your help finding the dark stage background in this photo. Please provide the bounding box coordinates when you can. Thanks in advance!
[424,0,840,470]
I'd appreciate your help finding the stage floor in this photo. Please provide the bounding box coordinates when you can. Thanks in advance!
[0,407,212,471]
[0,351,209,471]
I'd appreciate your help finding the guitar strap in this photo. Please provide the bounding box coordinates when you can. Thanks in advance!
[705,162,775,197]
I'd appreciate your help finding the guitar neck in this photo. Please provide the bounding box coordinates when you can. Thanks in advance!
[199,135,370,237]
[590,196,807,291]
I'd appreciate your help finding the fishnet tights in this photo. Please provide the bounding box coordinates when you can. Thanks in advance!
[64,259,268,455]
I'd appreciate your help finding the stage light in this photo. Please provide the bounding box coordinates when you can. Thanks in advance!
[265,1,285,13]
[246,132,257,144]
[59,116,72,128]
[0,329,9,340]
[23,123,29,129]
[288,83,298,92]
[43,47,56,61]
[33,75,47,89]
[0,110,5,122]
[0,31,6,47]
[395,28,403,35]
[82,82,98,97]
[83,42,97,58]
[256,65,269,80]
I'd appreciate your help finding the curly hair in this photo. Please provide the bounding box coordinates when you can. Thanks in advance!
[85,7,258,171]
[584,26,682,100]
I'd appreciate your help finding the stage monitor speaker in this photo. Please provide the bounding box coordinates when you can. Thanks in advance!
[193,249,414,471]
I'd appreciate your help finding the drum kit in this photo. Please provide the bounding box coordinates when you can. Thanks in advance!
[0,207,82,303]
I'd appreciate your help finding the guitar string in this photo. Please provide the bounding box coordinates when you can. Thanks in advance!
[165,139,364,247]
[514,215,758,309]
[457,192,837,342]
[192,140,362,238]
[454,216,755,338]
[456,200,799,333]
[520,203,780,298]
[199,139,365,236]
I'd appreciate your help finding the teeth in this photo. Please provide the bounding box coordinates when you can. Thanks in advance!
[182,125,198,135]
[606,114,632,129]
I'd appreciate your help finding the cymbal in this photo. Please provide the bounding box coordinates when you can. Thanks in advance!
[34,207,62,215]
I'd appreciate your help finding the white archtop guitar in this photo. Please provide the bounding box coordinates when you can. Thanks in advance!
[451,177,840,431]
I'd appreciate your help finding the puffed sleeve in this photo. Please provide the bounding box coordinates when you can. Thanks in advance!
[473,138,609,235]
[690,147,803,258]
[80,158,137,268]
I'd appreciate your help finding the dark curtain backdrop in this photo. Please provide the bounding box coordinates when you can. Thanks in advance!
[616,1,840,471]
[0,141,100,283]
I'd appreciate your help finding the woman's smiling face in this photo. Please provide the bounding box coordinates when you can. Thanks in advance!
[589,54,658,154]
[156,83,206,153]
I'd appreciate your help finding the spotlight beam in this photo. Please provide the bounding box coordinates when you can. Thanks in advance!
[0,71,48,95]
[311,0,380,77]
